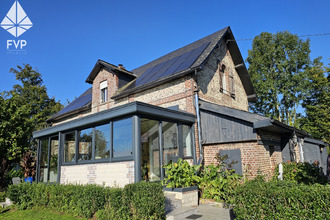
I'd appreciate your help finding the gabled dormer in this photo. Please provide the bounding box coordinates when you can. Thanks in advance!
[85,60,136,113]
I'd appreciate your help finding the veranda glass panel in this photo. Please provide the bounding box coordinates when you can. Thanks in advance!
[39,138,49,182]
[113,118,133,158]
[182,125,193,157]
[95,124,110,160]
[64,132,75,162]
[162,122,179,164]
[49,136,59,182]
[78,128,93,161]
[141,118,160,182]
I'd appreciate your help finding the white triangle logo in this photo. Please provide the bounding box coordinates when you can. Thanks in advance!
[0,1,33,37]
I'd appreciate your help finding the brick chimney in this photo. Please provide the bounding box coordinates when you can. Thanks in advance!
[118,64,125,70]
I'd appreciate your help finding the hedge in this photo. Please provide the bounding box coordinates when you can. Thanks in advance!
[7,182,165,219]
[234,178,330,219]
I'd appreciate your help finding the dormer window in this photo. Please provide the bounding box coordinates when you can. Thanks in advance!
[100,81,108,103]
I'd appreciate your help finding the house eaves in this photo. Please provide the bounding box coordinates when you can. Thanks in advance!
[34,101,195,138]
[254,119,309,137]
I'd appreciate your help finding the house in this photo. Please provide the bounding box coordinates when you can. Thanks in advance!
[33,26,328,186]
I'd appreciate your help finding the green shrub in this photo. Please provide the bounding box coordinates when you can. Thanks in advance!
[123,182,165,220]
[163,158,201,188]
[0,191,6,202]
[273,161,327,184]
[234,178,330,219]
[6,182,166,219]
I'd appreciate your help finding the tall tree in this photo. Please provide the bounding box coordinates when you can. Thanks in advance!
[247,31,311,126]
[300,58,330,143]
[0,64,62,166]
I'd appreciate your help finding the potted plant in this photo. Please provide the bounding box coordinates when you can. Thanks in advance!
[163,159,201,207]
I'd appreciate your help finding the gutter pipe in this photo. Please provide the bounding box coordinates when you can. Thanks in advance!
[194,69,203,165]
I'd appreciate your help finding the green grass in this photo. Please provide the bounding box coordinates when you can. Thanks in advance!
[0,207,87,220]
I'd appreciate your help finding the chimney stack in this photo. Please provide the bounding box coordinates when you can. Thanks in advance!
[118,64,125,70]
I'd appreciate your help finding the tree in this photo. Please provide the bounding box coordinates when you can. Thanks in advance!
[0,64,62,172]
[247,31,311,126]
[300,58,330,143]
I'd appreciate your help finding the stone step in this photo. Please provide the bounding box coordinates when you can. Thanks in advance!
[166,206,198,220]
[165,194,182,214]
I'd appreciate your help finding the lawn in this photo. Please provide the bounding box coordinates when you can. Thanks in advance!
[0,207,87,220]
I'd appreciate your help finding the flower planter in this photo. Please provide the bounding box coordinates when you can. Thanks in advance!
[163,186,198,207]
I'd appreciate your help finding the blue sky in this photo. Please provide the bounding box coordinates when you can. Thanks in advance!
[0,0,329,105]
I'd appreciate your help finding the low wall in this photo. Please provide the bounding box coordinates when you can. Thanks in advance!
[60,161,134,187]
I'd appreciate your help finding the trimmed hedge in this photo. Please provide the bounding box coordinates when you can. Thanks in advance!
[234,178,330,219]
[7,182,165,219]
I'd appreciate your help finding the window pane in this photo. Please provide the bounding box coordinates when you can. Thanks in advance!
[95,124,110,160]
[182,125,193,157]
[39,139,49,182]
[141,119,160,182]
[162,122,179,164]
[113,118,132,158]
[78,128,93,161]
[49,136,59,182]
[64,132,75,163]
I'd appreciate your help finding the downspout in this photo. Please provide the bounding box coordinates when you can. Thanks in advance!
[194,69,203,165]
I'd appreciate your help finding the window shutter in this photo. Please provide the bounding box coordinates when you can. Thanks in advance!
[219,63,224,93]
[229,69,235,98]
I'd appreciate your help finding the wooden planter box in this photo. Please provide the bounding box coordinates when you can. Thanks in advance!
[163,186,198,207]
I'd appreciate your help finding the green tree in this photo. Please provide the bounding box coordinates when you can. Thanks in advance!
[300,58,330,143]
[247,31,311,126]
[0,64,62,169]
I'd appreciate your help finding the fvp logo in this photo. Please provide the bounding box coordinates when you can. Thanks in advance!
[1,0,33,53]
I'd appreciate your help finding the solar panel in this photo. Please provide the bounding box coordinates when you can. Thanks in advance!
[55,88,92,116]
[130,42,210,89]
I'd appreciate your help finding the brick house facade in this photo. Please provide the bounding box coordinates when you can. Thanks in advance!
[34,26,328,186]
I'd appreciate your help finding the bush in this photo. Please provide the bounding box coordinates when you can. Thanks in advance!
[0,191,6,202]
[273,161,327,184]
[7,182,166,219]
[234,178,330,219]
[163,158,201,188]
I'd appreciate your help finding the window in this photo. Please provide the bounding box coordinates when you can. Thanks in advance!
[38,136,59,183]
[49,136,59,182]
[218,62,235,98]
[39,138,49,183]
[64,132,76,162]
[182,125,193,157]
[141,118,160,182]
[78,128,93,161]
[95,124,110,160]
[100,81,108,103]
[113,118,133,158]
[162,122,179,164]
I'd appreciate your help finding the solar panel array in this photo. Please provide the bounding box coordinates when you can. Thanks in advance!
[55,88,92,116]
[127,42,210,90]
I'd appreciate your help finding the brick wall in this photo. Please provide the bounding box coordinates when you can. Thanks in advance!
[203,139,283,179]
[60,161,134,187]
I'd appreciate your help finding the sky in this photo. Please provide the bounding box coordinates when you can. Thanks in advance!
[0,0,329,105]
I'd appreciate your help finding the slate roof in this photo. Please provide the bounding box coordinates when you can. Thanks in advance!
[47,87,92,123]
[112,26,256,101]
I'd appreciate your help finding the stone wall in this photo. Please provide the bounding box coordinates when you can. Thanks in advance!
[197,40,248,111]
[60,161,134,187]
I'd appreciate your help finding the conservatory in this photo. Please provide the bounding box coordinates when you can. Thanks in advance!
[33,101,196,187]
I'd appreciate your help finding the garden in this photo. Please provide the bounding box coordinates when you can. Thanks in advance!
[0,154,329,219]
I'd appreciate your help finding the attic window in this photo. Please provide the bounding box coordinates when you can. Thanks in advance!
[100,81,108,103]
[218,62,235,98]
